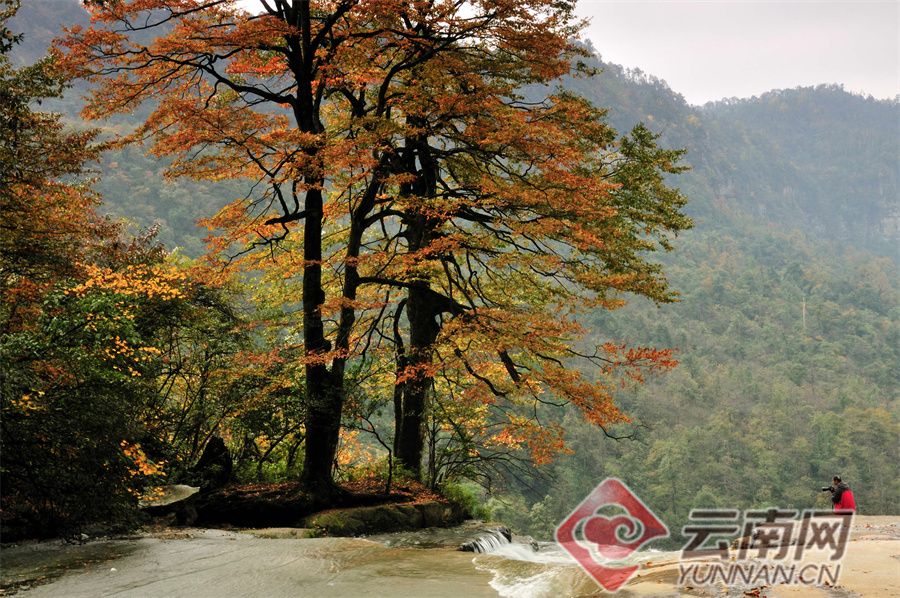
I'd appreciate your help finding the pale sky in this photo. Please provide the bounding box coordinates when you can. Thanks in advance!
[233,0,899,105]
[575,0,899,104]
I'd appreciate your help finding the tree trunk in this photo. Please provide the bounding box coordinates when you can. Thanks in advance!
[394,201,442,480]
[291,4,346,496]
[394,282,441,479]
[393,125,443,481]
[297,183,342,495]
[300,371,342,493]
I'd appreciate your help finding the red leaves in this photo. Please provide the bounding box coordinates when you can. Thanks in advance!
[601,342,679,375]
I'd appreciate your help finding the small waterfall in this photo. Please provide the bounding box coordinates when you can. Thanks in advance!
[458,527,513,553]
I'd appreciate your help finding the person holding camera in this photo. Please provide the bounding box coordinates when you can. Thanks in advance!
[822,475,857,513]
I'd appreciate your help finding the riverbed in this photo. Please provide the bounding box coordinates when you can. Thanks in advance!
[0,523,662,597]
[2,517,897,597]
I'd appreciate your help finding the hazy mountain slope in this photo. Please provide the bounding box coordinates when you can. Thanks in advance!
[9,1,245,254]
[703,87,899,252]
[7,0,89,68]
[567,46,899,256]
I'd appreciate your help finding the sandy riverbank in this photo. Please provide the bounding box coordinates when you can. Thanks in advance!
[623,515,899,597]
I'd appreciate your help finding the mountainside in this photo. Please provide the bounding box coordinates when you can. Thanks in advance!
[703,87,898,251]
[7,0,89,68]
[10,1,899,538]
[566,44,899,255]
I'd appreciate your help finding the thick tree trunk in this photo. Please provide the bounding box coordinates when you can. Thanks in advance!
[298,184,342,494]
[300,372,342,493]
[393,125,443,481]
[300,162,382,494]
[394,283,440,480]
[291,3,348,496]
[394,195,442,480]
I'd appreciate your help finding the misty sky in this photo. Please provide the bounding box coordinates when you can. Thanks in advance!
[231,0,899,105]
[575,1,899,105]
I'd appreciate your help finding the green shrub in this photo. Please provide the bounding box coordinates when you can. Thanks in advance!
[440,481,491,520]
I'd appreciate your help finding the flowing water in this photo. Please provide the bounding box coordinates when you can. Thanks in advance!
[0,523,682,597]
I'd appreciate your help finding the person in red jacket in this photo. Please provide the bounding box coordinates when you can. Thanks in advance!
[827,476,857,513]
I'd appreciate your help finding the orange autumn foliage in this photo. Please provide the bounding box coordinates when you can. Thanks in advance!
[58,0,691,482]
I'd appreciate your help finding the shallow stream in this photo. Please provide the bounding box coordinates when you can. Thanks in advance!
[0,523,676,597]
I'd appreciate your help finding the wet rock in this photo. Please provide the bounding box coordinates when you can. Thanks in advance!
[513,534,540,551]
[140,485,200,525]
[242,528,319,539]
[194,484,312,528]
[187,436,232,491]
[458,526,513,553]
[303,501,466,536]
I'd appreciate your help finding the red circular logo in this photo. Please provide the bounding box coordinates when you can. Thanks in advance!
[555,478,669,592]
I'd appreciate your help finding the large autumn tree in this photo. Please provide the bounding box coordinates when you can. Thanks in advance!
[369,45,691,480]
[61,0,690,492]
